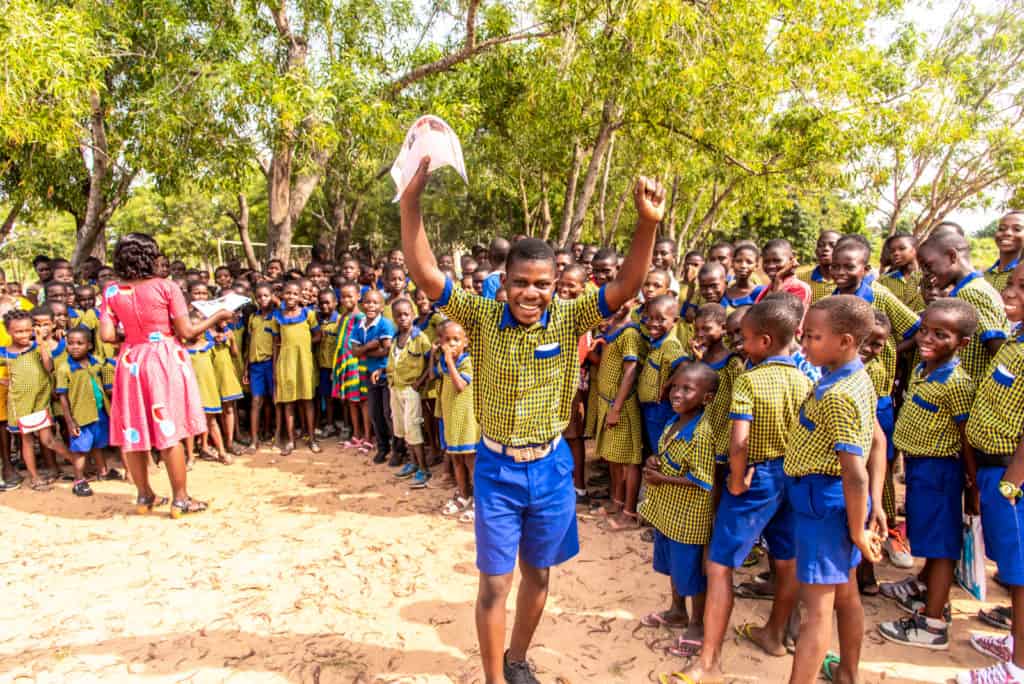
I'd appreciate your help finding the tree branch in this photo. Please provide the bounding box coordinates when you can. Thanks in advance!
[465,0,481,50]
[0,199,24,247]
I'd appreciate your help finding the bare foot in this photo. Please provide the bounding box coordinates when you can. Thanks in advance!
[736,623,787,657]
[675,661,725,684]
[606,511,638,531]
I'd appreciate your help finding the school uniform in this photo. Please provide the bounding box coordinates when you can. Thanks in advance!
[187,332,221,414]
[878,269,925,312]
[702,353,745,463]
[54,355,110,452]
[317,311,341,403]
[385,328,431,446]
[353,314,397,458]
[212,333,244,402]
[984,255,1019,293]
[637,333,685,454]
[723,285,766,309]
[435,276,611,575]
[784,359,875,584]
[0,343,54,433]
[966,330,1024,585]
[638,411,715,596]
[248,311,275,398]
[949,271,1010,382]
[48,337,68,419]
[709,356,812,568]
[865,356,895,461]
[842,279,920,387]
[439,352,479,453]
[594,323,646,465]
[893,358,974,560]
[800,266,834,304]
[268,307,320,403]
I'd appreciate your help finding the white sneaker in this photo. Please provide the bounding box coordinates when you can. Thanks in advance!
[883,526,914,569]
[879,575,925,602]
[956,663,1023,684]
[971,632,1014,662]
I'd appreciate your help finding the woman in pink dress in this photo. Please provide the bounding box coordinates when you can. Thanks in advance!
[100,234,232,518]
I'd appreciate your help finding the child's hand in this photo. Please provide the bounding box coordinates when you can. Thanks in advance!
[402,156,432,205]
[604,405,621,428]
[1002,461,1024,500]
[644,467,664,486]
[964,480,981,516]
[633,176,666,225]
[644,455,660,471]
[867,507,888,542]
[242,373,250,386]
[67,420,81,438]
[371,369,382,384]
[689,337,705,360]
[852,528,883,563]
[727,465,754,496]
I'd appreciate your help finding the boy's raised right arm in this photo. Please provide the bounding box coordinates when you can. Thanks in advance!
[399,158,445,300]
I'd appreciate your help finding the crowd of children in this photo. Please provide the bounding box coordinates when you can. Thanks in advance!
[1,209,1023,683]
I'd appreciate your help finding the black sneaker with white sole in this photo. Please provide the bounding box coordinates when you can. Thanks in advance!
[503,651,539,684]
[878,612,949,650]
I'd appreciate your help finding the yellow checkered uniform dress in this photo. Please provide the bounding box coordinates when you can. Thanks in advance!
[729,358,813,464]
[0,343,52,427]
[595,324,646,464]
[247,312,275,363]
[187,334,220,413]
[54,355,108,427]
[268,307,320,403]
[101,358,116,391]
[385,328,431,389]
[211,336,243,402]
[951,272,1010,382]
[966,332,1024,455]
[878,270,925,312]
[439,352,479,452]
[436,277,607,446]
[705,353,745,460]
[638,413,716,544]
[800,266,835,304]
[984,257,1019,293]
[638,334,685,404]
[893,359,974,457]
[784,362,875,477]
[318,312,341,370]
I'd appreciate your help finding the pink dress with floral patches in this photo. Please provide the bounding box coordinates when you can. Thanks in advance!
[101,278,206,451]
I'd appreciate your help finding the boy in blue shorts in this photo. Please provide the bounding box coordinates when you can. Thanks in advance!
[681,297,812,682]
[877,299,976,650]
[246,284,277,450]
[400,155,664,684]
[957,262,1024,684]
[785,295,886,684]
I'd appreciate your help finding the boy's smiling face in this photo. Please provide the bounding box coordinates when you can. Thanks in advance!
[645,298,677,339]
[1002,263,1024,323]
[505,258,555,327]
[830,248,869,292]
[859,323,888,363]
[887,237,916,269]
[995,213,1024,256]
[916,307,970,364]
[698,271,726,303]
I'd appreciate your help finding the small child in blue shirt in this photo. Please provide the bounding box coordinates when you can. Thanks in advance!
[351,289,396,464]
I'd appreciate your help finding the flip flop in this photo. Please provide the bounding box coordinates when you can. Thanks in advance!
[639,612,687,629]
[667,637,703,658]
[734,623,786,657]
[659,674,694,684]
[978,606,1013,631]
[734,581,774,600]
[820,652,840,682]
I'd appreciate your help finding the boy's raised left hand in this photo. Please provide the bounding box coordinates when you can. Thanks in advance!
[633,176,666,225]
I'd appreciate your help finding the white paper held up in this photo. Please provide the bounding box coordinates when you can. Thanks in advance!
[192,293,250,319]
[391,115,468,202]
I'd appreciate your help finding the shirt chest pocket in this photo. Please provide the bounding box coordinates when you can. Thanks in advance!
[527,342,563,388]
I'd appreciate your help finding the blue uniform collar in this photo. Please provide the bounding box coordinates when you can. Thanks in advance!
[950,270,983,296]
[836,278,875,303]
[52,337,66,357]
[755,354,796,369]
[724,286,764,308]
[883,269,904,281]
[602,321,639,343]
[648,331,669,350]
[438,351,468,373]
[915,357,960,384]
[672,409,704,443]
[318,310,339,325]
[68,354,100,372]
[706,352,735,371]
[815,358,864,400]
[989,256,1021,274]
[498,303,550,330]
[811,266,827,282]
[0,341,37,358]
[274,306,309,325]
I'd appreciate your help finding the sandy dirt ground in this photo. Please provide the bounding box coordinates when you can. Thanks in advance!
[0,442,1006,683]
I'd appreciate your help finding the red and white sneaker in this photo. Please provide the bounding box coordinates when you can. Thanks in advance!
[956,663,1024,684]
[971,632,1014,662]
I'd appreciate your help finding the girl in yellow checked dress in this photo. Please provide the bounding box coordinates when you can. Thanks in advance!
[271,282,322,456]
[594,303,647,531]
[436,320,479,522]
[212,319,244,459]
[184,320,228,467]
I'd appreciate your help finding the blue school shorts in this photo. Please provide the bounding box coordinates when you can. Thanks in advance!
[640,402,676,455]
[978,465,1024,586]
[69,411,109,453]
[877,396,895,462]
[317,368,333,401]
[653,530,706,597]
[708,458,795,568]
[474,437,578,576]
[904,456,963,560]
[788,474,864,585]
[249,359,274,399]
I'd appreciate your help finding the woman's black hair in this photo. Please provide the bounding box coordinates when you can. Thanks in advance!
[113,233,161,280]
[3,309,31,327]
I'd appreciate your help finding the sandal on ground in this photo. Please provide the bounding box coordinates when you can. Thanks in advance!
[227,443,244,457]
[217,452,234,466]
[281,442,294,457]
[734,581,774,600]
[821,652,840,682]
[309,440,322,454]
[135,494,169,514]
[667,636,703,658]
[441,499,465,515]
[29,479,53,492]
[734,623,787,657]
[198,448,220,462]
[100,469,123,481]
[658,672,722,684]
[639,612,687,630]
[978,606,1013,631]
[458,508,475,523]
[170,497,209,519]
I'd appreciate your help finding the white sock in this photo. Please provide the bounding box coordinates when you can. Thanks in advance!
[575,487,587,496]
[1006,660,1024,681]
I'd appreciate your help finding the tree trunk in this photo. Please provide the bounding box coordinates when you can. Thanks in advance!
[228,193,259,271]
[265,141,294,264]
[556,142,584,247]
[565,97,621,247]
[608,181,631,247]
[664,174,680,239]
[71,91,110,270]
[539,175,553,242]
[595,132,615,246]
[0,200,23,247]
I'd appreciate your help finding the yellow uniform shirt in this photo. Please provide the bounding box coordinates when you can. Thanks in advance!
[436,277,608,446]
[893,359,974,457]
[878,269,925,312]
[784,360,875,478]
[247,311,275,363]
[729,356,814,464]
[637,412,716,545]
[317,312,341,369]
[385,328,431,389]
[54,355,109,427]
[637,334,685,404]
[845,279,921,386]
[705,353,745,460]
[800,266,835,305]
[984,256,1019,294]
[966,331,1024,456]
[864,355,893,397]
[950,272,1010,382]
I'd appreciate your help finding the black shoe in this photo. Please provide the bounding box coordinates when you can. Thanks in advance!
[575,491,591,506]
[373,452,388,464]
[72,480,94,497]
[0,479,21,492]
[101,469,123,481]
[503,651,539,684]
[387,451,405,467]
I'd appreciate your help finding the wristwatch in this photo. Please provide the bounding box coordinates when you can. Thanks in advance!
[999,480,1022,501]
